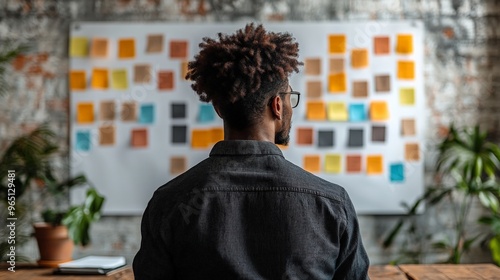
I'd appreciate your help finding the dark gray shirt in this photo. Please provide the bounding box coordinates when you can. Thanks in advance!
[133,140,370,279]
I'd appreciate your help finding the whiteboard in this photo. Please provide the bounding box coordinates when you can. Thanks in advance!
[70,22,425,215]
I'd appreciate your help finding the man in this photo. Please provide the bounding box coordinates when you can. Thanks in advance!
[133,23,370,279]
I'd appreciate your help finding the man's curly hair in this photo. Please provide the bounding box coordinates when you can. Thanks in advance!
[186,23,302,130]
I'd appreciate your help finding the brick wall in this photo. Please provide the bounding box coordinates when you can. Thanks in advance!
[1,0,499,265]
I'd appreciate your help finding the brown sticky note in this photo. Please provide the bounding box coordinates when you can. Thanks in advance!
[306,80,322,98]
[306,101,326,121]
[366,155,383,174]
[170,40,188,59]
[118,38,136,59]
[134,64,151,84]
[77,102,94,123]
[396,34,413,54]
[91,68,109,89]
[352,81,368,98]
[121,102,137,121]
[402,119,416,136]
[158,70,174,90]
[91,38,108,58]
[305,58,321,76]
[100,101,115,121]
[397,60,415,80]
[328,73,346,93]
[405,143,420,161]
[131,128,148,148]
[329,34,346,54]
[371,125,386,142]
[351,49,369,68]
[211,127,224,143]
[329,58,344,73]
[375,75,391,92]
[346,155,362,173]
[170,156,187,174]
[374,36,390,55]
[70,70,86,90]
[191,129,211,148]
[297,128,313,145]
[146,34,164,53]
[99,125,116,146]
[304,155,321,173]
[370,101,390,121]
[181,61,189,80]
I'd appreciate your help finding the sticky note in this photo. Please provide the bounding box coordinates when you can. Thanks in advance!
[70,37,88,57]
[396,34,413,54]
[370,101,389,121]
[158,70,174,90]
[170,40,188,59]
[211,127,224,143]
[371,125,386,142]
[198,104,215,123]
[327,102,348,121]
[75,131,91,151]
[139,104,155,124]
[118,38,135,59]
[402,119,416,136]
[191,129,211,148]
[134,64,151,84]
[70,70,86,90]
[90,38,108,58]
[329,58,344,73]
[131,128,148,148]
[171,103,186,119]
[77,102,94,123]
[397,60,415,80]
[304,155,321,173]
[349,104,366,122]
[318,130,334,147]
[329,34,346,54]
[400,88,415,105]
[306,80,322,98]
[297,128,313,145]
[390,163,405,182]
[121,102,137,121]
[346,155,362,173]
[352,81,368,98]
[306,101,326,121]
[375,75,391,92]
[325,154,341,173]
[305,58,321,76]
[351,49,369,68]
[170,156,187,174]
[91,68,109,89]
[99,101,115,121]
[172,125,187,144]
[146,34,164,53]
[374,36,390,55]
[329,73,346,93]
[405,143,420,161]
[348,129,364,148]
[181,61,189,80]
[367,155,383,175]
[99,125,115,146]
[111,69,128,90]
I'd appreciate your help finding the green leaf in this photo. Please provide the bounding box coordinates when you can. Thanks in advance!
[489,236,500,266]
[479,191,500,212]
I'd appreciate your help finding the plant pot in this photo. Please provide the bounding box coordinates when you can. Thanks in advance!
[33,222,74,268]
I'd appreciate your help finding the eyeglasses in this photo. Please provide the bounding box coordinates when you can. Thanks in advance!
[279,88,301,108]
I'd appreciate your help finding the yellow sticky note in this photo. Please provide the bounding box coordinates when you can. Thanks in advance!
[329,35,346,54]
[370,101,389,121]
[397,60,415,80]
[70,37,88,57]
[118,38,136,59]
[400,88,415,105]
[327,102,348,121]
[69,70,86,90]
[328,73,346,93]
[396,34,413,54]
[325,154,341,173]
[211,127,224,143]
[306,101,326,121]
[351,49,369,68]
[304,155,321,173]
[367,155,383,174]
[77,102,94,123]
[111,69,128,90]
[91,68,109,89]
[191,129,211,149]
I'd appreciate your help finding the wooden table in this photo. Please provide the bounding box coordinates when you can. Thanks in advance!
[0,265,133,280]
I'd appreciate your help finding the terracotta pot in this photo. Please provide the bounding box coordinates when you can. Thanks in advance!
[33,223,74,268]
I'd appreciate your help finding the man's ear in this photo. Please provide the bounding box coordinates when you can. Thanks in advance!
[270,95,282,120]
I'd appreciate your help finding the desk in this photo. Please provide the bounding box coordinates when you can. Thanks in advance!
[0,265,133,280]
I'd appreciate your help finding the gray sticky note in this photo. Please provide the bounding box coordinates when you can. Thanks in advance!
[318,130,335,147]
[171,103,186,119]
[348,129,364,147]
[372,125,386,142]
[171,125,187,143]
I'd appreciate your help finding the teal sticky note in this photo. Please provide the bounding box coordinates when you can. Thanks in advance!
[349,104,366,122]
[139,104,154,124]
[198,104,215,123]
[76,131,91,151]
[390,163,405,182]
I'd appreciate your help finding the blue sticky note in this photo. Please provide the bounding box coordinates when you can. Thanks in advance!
[139,104,154,124]
[76,131,91,151]
[198,104,215,123]
[390,163,405,182]
[349,104,366,122]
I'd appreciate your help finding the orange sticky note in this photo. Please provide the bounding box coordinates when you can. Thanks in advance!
[346,155,362,173]
[211,127,224,143]
[91,68,109,89]
[118,38,136,59]
[297,128,313,145]
[306,101,326,121]
[396,34,413,54]
[170,40,188,59]
[304,155,321,173]
[70,70,86,90]
[405,143,420,161]
[329,34,346,54]
[306,80,322,98]
[367,155,383,174]
[351,49,369,68]
[370,101,389,121]
[99,125,115,146]
[325,154,341,173]
[191,129,211,148]
[91,38,108,58]
[77,102,94,123]
[70,37,88,57]
[181,61,189,80]
[374,36,390,55]
[170,156,187,174]
[397,60,415,80]
[305,58,321,76]
[131,128,148,148]
[329,73,346,93]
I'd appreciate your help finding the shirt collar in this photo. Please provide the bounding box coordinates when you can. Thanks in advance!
[209,140,284,157]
